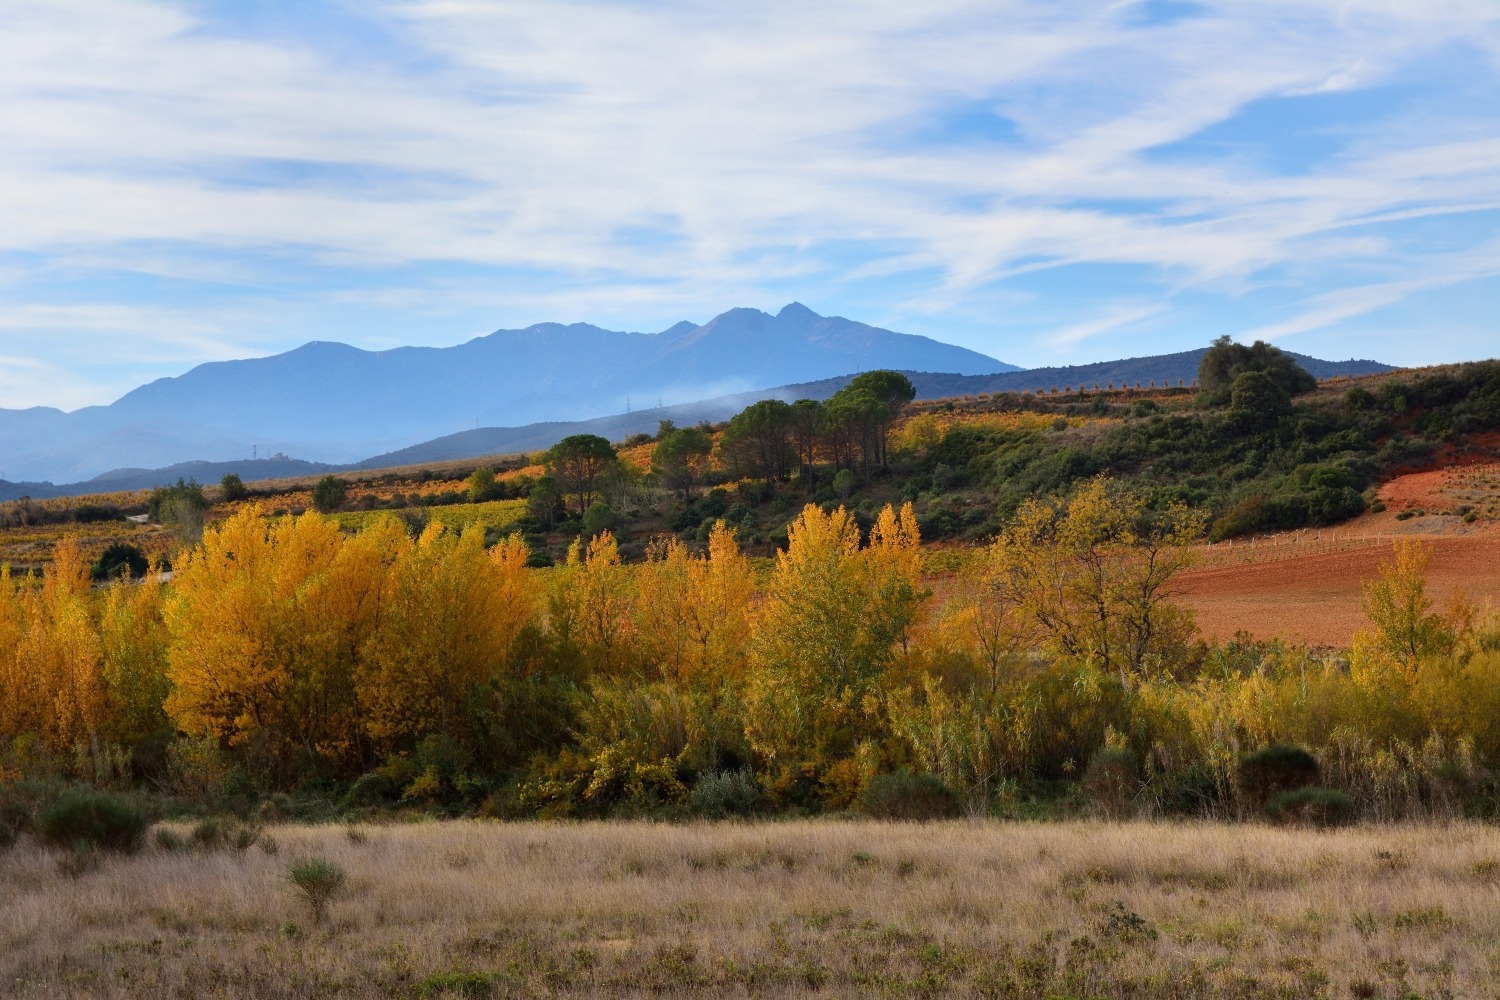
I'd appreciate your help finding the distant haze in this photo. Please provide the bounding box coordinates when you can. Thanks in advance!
[0,304,1012,483]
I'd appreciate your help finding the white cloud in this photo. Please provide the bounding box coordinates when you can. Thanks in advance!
[0,0,1495,403]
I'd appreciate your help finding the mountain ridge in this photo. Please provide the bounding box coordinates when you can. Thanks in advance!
[0,345,1396,499]
[0,303,1015,483]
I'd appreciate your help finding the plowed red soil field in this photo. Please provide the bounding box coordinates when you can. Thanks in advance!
[1178,463,1500,646]
[1178,533,1500,646]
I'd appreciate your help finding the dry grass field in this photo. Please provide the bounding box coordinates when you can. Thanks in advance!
[5,820,1500,998]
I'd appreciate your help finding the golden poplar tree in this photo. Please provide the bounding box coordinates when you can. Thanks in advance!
[1357,539,1459,671]
[165,508,379,776]
[98,571,171,750]
[551,530,634,677]
[13,538,106,756]
[634,521,754,683]
[745,502,925,801]
[357,524,536,751]
[993,476,1201,681]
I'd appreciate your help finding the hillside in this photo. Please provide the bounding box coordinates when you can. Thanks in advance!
[2,344,1393,498]
[266,347,1398,470]
[0,303,1014,484]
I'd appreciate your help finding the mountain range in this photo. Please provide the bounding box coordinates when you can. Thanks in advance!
[0,303,1012,485]
[0,305,1397,497]
[353,346,1393,468]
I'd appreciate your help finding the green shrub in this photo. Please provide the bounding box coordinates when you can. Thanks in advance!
[582,502,619,537]
[287,857,347,924]
[1083,748,1140,819]
[191,817,226,849]
[1395,509,1415,521]
[413,971,496,998]
[154,827,187,852]
[1239,744,1319,807]
[688,769,764,819]
[343,771,400,808]
[220,472,250,502]
[189,817,261,852]
[91,542,149,580]
[35,788,146,853]
[857,770,961,821]
[1265,787,1356,827]
[311,476,349,514]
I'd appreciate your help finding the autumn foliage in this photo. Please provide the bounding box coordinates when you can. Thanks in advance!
[0,488,1497,822]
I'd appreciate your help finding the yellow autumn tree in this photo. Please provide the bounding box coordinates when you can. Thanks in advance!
[933,544,1027,692]
[98,571,171,750]
[993,476,1202,682]
[634,521,754,683]
[1356,539,1461,671]
[551,530,635,677]
[745,502,926,801]
[10,538,106,757]
[165,508,388,778]
[357,525,536,752]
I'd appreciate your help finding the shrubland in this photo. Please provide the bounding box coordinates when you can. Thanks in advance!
[0,341,1498,828]
[0,475,1497,828]
[1,342,1500,997]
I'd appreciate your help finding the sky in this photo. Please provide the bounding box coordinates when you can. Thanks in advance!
[1,0,1498,411]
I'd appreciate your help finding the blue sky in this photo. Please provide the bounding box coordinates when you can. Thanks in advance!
[1,0,1497,410]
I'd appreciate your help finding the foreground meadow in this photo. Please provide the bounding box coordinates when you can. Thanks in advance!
[4,819,1498,999]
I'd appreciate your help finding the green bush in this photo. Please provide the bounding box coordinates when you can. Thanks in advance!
[1265,787,1356,827]
[312,476,349,514]
[35,787,146,853]
[1239,744,1319,807]
[1082,748,1140,819]
[154,827,187,852]
[857,770,961,821]
[91,542,149,581]
[220,472,249,502]
[688,769,764,819]
[287,857,347,924]
[343,771,400,808]
[189,817,262,852]
[582,502,619,537]
[413,971,496,998]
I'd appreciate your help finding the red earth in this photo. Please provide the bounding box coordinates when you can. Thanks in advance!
[1177,462,1500,647]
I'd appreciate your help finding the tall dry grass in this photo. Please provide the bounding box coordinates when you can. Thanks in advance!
[3,819,1497,998]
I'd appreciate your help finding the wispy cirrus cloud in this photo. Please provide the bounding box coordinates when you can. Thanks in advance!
[0,0,1496,408]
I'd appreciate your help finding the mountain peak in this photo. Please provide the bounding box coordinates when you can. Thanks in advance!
[777,302,820,321]
[2,305,1019,483]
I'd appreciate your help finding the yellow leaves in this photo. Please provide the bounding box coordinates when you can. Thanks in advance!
[358,523,537,749]
[636,521,755,684]
[163,507,541,767]
[992,476,1202,680]
[744,502,926,784]
[1356,539,1461,672]
[554,529,633,676]
[0,536,112,757]
[165,507,346,748]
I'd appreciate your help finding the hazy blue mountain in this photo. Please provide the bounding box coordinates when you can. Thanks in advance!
[0,303,1014,483]
[353,347,1395,468]
[0,344,1394,498]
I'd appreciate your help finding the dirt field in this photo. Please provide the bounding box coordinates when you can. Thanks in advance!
[1179,465,1500,646]
[6,819,1500,999]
